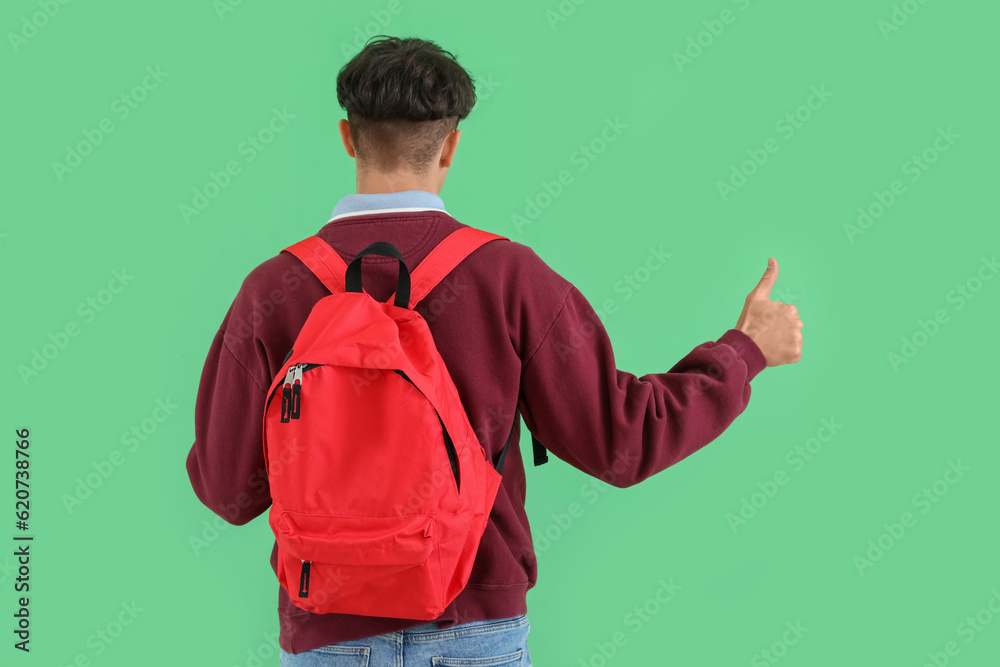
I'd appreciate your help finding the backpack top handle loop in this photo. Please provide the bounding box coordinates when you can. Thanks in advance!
[345,241,411,309]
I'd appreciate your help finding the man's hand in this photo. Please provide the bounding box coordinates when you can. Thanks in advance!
[735,258,803,367]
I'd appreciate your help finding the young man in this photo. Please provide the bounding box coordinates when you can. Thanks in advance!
[185,35,803,663]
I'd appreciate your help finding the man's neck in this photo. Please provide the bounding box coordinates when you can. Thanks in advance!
[355,169,442,195]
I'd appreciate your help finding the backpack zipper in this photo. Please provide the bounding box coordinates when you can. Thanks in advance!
[279,363,320,423]
[393,369,461,493]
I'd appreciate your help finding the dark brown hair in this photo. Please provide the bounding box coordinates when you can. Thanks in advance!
[336,36,477,175]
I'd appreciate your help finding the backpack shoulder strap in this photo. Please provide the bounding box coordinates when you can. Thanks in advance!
[531,434,548,466]
[389,227,508,309]
[281,235,349,294]
[282,227,507,302]
[494,421,549,474]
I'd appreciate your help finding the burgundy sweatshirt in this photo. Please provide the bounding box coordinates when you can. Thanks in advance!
[185,205,767,653]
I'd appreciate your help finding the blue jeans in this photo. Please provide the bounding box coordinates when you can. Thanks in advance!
[279,614,532,666]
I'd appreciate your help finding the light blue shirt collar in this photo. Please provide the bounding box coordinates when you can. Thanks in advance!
[329,190,447,222]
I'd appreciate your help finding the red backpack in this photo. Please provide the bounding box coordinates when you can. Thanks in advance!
[261,227,548,620]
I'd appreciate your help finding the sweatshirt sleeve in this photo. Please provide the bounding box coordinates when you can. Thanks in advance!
[185,317,272,526]
[516,284,767,488]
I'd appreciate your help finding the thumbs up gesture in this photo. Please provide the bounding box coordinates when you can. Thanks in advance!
[735,258,803,367]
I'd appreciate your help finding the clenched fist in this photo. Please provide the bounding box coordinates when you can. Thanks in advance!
[735,258,803,367]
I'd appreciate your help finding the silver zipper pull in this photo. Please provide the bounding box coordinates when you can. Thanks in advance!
[280,364,298,423]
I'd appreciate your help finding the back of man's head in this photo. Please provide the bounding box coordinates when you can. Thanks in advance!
[337,36,477,178]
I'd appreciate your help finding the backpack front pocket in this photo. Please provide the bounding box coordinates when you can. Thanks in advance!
[274,510,446,617]
[276,510,436,566]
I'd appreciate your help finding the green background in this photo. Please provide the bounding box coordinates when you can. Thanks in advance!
[4,0,998,664]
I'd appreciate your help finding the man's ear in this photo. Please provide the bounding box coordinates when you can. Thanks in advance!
[338,119,356,158]
[440,129,461,168]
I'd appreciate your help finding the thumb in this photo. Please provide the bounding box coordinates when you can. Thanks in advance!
[749,257,779,301]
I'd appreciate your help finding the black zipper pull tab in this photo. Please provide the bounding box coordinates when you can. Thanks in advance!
[280,365,296,423]
[291,364,303,419]
[298,560,311,598]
